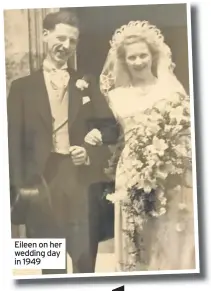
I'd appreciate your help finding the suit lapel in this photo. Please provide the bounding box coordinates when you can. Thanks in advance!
[68,70,82,128]
[32,70,52,131]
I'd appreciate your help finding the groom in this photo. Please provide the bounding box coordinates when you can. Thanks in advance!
[7,10,118,274]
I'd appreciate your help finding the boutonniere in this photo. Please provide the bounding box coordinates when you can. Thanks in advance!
[76,77,89,91]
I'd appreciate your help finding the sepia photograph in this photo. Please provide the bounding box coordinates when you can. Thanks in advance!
[4,2,199,279]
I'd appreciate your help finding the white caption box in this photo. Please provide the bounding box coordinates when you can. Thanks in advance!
[12,239,66,269]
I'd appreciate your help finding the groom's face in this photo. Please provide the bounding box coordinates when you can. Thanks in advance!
[43,23,79,66]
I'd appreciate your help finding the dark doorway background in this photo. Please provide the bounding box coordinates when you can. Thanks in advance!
[62,4,190,94]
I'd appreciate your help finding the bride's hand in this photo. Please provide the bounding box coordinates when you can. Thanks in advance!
[84,129,103,146]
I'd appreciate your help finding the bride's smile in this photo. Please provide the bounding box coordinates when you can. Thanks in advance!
[125,41,153,83]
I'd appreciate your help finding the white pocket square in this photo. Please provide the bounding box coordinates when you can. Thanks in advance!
[82,96,91,105]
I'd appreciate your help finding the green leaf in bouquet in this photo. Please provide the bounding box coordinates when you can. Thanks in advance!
[183,156,192,168]
[183,104,190,116]
[153,99,171,115]
[180,117,190,126]
[162,161,174,172]
[168,115,177,125]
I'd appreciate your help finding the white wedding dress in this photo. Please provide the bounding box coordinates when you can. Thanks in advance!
[107,81,196,272]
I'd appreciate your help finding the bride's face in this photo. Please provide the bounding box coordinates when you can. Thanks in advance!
[124,41,153,80]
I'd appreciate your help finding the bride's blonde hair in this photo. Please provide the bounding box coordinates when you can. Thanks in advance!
[100,21,182,96]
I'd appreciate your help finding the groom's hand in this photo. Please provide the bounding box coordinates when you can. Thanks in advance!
[84,129,103,146]
[69,146,89,166]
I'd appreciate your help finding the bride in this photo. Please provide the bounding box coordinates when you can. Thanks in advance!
[87,21,196,272]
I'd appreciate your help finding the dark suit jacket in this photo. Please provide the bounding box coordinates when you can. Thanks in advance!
[7,67,120,232]
[7,67,119,190]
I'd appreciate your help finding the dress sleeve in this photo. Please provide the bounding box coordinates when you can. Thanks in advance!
[106,89,119,120]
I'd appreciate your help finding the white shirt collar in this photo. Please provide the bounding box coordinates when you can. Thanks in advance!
[43,59,68,73]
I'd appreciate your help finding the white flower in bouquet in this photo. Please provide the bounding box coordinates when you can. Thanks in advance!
[150,110,163,122]
[150,136,168,156]
[153,136,168,149]
[155,168,168,180]
[130,139,139,148]
[146,157,157,167]
[134,216,145,230]
[156,162,172,180]
[170,165,178,175]
[174,144,188,157]
[144,153,160,168]
[136,180,145,190]
[147,122,161,135]
[183,103,190,115]
[172,185,182,193]
[145,144,157,156]
[106,193,114,202]
[133,113,149,128]
[155,159,164,168]
[156,189,167,205]
[175,168,184,174]
[160,196,167,205]
[127,166,144,188]
[176,222,185,232]
[171,125,183,136]
[169,106,185,124]
[157,192,167,206]
[159,207,166,216]
[143,184,152,193]
[145,128,153,137]
[176,132,191,146]
[170,92,182,107]
[145,139,168,158]
[178,203,187,210]
[154,99,172,115]
[128,175,144,189]
[157,188,165,198]
[164,124,172,132]
[107,189,128,203]
[150,210,159,217]
[131,159,144,170]
[175,158,183,166]
[187,149,192,160]
[142,136,149,143]
[147,178,157,190]
[161,161,178,175]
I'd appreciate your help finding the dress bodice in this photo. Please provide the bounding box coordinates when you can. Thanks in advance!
[107,82,169,142]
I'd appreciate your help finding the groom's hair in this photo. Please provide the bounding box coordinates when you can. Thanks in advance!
[43,9,79,31]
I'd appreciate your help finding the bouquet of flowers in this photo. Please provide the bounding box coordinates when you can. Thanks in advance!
[107,91,192,228]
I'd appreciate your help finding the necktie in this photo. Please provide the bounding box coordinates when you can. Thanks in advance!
[43,60,70,101]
